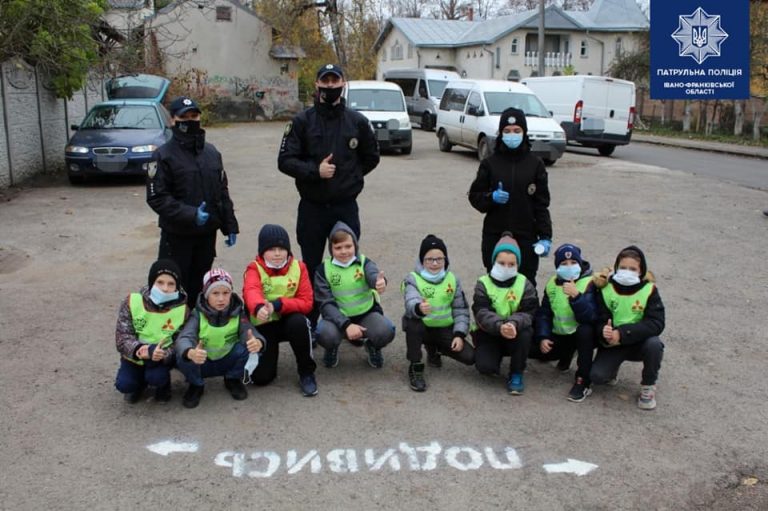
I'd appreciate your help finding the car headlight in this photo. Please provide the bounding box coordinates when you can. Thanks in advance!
[131,144,158,153]
[400,116,411,129]
[553,131,566,140]
[65,145,89,154]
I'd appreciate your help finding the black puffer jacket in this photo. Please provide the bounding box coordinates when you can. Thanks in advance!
[278,98,380,204]
[147,129,239,237]
[467,142,552,241]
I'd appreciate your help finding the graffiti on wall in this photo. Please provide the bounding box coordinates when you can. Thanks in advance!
[206,73,299,120]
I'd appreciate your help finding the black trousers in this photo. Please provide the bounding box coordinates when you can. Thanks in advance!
[158,230,216,307]
[590,336,664,386]
[473,326,532,376]
[249,313,316,385]
[402,317,475,365]
[481,232,539,286]
[296,198,360,280]
[528,324,596,383]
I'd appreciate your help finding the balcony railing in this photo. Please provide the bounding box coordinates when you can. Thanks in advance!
[523,52,573,68]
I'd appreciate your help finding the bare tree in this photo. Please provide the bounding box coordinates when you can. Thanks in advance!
[386,0,430,17]
[434,0,467,20]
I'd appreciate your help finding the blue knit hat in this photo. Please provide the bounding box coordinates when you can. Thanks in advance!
[491,232,521,265]
[554,243,584,268]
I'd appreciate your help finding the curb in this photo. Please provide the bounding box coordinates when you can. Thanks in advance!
[632,135,768,160]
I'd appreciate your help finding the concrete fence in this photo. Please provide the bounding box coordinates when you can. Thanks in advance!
[0,58,105,189]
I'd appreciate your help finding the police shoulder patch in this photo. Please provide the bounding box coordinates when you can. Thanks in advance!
[527,183,537,195]
[284,122,292,136]
[147,161,158,179]
[349,137,358,149]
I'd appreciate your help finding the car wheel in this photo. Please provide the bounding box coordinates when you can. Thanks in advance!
[543,158,556,166]
[438,130,453,152]
[477,136,492,161]
[421,112,434,131]
[401,144,412,155]
[68,174,85,185]
[598,144,616,156]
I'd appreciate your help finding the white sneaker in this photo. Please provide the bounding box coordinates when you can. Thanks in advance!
[638,385,656,410]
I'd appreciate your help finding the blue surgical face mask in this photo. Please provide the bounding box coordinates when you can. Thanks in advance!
[490,263,518,281]
[332,257,356,268]
[556,264,581,281]
[419,268,446,283]
[612,269,641,286]
[502,133,523,149]
[150,285,179,305]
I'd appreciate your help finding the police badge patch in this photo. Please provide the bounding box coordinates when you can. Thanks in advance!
[147,161,158,178]
[527,183,537,195]
[284,122,292,136]
[349,137,358,149]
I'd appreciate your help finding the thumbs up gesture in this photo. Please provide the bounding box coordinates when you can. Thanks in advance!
[562,280,579,298]
[151,343,166,362]
[195,201,209,226]
[246,330,263,353]
[492,181,509,204]
[189,340,207,365]
[375,271,387,293]
[603,319,621,345]
[256,302,273,323]
[319,153,336,179]
[418,298,431,315]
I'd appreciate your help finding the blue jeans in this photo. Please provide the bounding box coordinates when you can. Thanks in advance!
[115,358,172,394]
[176,342,249,387]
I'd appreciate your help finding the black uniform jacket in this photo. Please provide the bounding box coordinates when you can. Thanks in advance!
[147,129,239,237]
[278,98,380,204]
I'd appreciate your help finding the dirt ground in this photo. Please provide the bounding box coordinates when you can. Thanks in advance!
[1,124,767,510]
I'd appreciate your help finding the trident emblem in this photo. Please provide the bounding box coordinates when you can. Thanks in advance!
[692,26,707,48]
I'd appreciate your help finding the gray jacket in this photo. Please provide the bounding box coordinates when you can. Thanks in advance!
[472,274,538,335]
[402,264,470,337]
[175,292,265,360]
[313,221,384,330]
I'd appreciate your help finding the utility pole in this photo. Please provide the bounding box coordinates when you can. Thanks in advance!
[538,0,545,76]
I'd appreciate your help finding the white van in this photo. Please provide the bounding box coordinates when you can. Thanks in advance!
[521,75,636,156]
[344,80,412,155]
[435,79,566,164]
[383,68,460,131]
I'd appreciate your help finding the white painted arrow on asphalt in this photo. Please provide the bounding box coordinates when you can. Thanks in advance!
[542,458,598,476]
[146,440,199,456]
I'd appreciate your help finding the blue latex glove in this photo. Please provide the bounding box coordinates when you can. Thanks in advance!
[534,239,552,257]
[225,233,237,247]
[492,182,509,204]
[195,201,209,226]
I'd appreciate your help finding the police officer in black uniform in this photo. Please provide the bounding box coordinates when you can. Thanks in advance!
[278,64,380,279]
[147,96,239,307]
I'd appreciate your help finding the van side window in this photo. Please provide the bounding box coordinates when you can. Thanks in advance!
[467,91,483,115]
[418,80,428,98]
[440,88,470,111]
[387,78,417,96]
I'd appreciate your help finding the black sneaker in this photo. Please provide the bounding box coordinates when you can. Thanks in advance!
[408,362,427,392]
[224,379,248,401]
[323,346,339,368]
[299,374,318,397]
[556,359,571,373]
[154,383,172,402]
[426,350,442,368]
[365,342,384,368]
[567,377,592,403]
[123,386,145,404]
[182,384,204,409]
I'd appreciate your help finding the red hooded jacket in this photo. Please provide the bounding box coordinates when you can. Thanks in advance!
[243,255,313,317]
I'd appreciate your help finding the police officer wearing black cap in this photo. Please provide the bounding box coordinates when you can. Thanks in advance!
[147,96,239,307]
[278,63,380,280]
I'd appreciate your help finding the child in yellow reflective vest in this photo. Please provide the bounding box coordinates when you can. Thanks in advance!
[592,245,665,410]
[175,268,266,409]
[472,233,539,395]
[531,243,598,403]
[314,221,395,369]
[402,234,474,392]
[114,259,189,404]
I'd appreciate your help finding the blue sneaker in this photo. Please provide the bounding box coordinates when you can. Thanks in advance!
[323,346,339,368]
[299,374,318,397]
[507,373,524,395]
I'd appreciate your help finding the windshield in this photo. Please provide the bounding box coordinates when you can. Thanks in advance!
[427,80,448,98]
[484,92,551,117]
[80,105,162,129]
[106,74,169,100]
[347,89,405,112]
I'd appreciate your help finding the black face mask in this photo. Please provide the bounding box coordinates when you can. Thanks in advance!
[174,120,202,135]
[318,86,343,104]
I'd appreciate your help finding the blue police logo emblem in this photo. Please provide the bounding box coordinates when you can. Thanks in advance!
[565,251,572,259]
[671,7,728,65]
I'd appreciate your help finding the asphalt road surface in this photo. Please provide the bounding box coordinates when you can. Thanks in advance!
[1,125,767,510]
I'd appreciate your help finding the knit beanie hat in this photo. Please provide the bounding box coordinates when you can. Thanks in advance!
[614,245,647,278]
[491,232,522,265]
[147,259,181,288]
[202,268,233,298]
[498,107,528,136]
[554,243,584,268]
[419,234,449,268]
[258,224,291,256]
